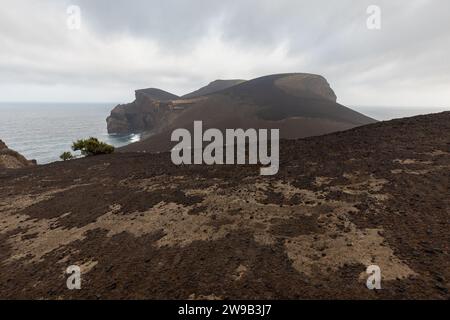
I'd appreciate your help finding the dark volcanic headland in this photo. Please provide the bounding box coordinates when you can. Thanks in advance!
[107,73,376,153]
[0,111,449,299]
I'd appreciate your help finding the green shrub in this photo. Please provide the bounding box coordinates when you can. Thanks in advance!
[72,137,115,156]
[60,151,74,161]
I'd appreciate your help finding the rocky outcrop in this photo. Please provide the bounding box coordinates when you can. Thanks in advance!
[274,73,337,102]
[182,79,246,99]
[0,139,36,169]
[106,73,374,136]
[106,81,246,134]
[119,74,376,153]
[106,89,179,134]
[135,88,179,101]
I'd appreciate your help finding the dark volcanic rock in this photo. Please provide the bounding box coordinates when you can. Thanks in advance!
[0,139,36,169]
[182,79,246,99]
[106,88,179,134]
[135,88,179,101]
[119,73,376,153]
[0,112,449,299]
[106,73,375,136]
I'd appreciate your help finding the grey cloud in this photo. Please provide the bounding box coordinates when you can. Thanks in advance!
[0,0,449,106]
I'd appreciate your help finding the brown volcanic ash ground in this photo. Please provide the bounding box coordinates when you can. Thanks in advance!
[0,112,449,299]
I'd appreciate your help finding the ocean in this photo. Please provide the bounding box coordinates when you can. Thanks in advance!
[0,103,447,165]
[0,103,141,164]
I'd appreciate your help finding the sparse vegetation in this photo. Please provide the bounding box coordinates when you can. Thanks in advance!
[72,137,115,156]
[59,151,74,161]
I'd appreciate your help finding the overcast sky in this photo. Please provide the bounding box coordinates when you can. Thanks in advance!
[1,0,449,107]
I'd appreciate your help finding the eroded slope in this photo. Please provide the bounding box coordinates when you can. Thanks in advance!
[0,112,448,299]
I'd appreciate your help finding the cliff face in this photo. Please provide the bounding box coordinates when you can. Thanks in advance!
[134,88,179,101]
[107,80,247,135]
[274,74,337,102]
[119,74,376,154]
[106,89,179,134]
[106,73,374,136]
[0,139,36,169]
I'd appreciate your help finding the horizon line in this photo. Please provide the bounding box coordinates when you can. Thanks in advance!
[0,101,448,110]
